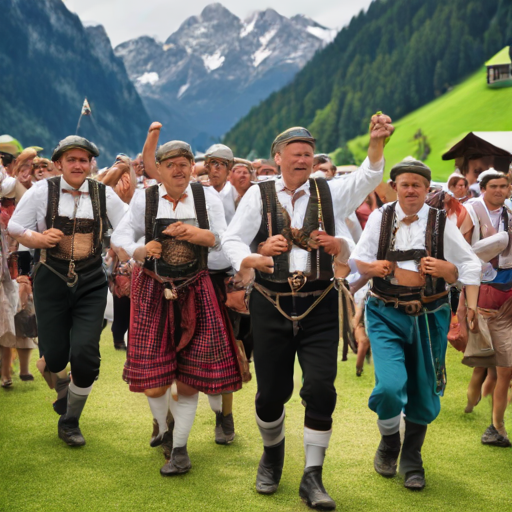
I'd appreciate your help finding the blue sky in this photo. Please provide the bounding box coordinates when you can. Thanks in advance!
[63,0,374,47]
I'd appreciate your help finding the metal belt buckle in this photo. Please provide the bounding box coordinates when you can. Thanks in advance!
[164,284,178,300]
[404,302,422,315]
[288,271,307,294]
[67,261,78,287]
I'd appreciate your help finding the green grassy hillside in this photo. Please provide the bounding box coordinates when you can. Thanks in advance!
[344,67,512,181]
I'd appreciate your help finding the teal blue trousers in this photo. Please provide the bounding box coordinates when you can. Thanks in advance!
[365,296,450,425]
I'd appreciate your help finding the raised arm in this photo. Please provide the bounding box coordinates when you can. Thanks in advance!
[330,113,394,218]
[142,122,162,181]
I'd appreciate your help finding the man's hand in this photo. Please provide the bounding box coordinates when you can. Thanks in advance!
[145,240,162,259]
[356,259,393,279]
[368,113,394,166]
[232,254,274,290]
[257,235,289,256]
[309,231,341,256]
[241,254,274,273]
[149,122,162,134]
[420,257,458,283]
[41,228,64,248]
[467,308,480,334]
[163,222,215,247]
[369,113,394,141]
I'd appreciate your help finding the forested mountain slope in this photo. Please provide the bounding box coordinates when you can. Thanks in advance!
[223,0,512,158]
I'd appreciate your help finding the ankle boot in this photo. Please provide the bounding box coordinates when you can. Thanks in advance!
[374,431,401,477]
[256,439,285,495]
[299,466,336,510]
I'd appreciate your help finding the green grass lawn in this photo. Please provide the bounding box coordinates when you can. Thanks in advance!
[345,67,512,181]
[1,331,511,512]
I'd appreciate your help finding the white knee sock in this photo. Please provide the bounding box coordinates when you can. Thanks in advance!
[377,414,401,436]
[68,381,93,396]
[304,427,332,468]
[208,394,222,413]
[168,393,199,448]
[256,409,285,447]
[147,388,170,435]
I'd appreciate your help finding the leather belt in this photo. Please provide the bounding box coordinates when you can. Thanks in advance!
[369,289,449,316]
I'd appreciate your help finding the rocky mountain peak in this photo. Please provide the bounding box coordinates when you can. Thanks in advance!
[115,2,336,150]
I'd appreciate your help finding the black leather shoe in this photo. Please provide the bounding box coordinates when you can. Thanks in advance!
[481,425,512,447]
[374,433,400,477]
[256,439,285,494]
[58,420,86,447]
[53,396,67,415]
[215,412,235,445]
[149,418,168,448]
[160,446,191,476]
[299,466,336,510]
[404,471,425,490]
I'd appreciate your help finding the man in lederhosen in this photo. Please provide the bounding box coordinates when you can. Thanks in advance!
[112,124,242,475]
[351,160,481,490]
[8,136,127,446]
[221,115,393,510]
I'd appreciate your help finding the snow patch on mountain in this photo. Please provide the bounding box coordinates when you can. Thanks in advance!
[306,26,337,44]
[137,71,159,85]
[202,51,225,72]
[253,47,272,67]
[241,15,256,38]
[178,82,190,98]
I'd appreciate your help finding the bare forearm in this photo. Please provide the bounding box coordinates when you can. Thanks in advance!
[465,285,479,310]
[100,167,126,188]
[142,127,160,181]
[11,230,50,249]
[367,139,384,167]
[355,259,375,278]
[191,229,215,247]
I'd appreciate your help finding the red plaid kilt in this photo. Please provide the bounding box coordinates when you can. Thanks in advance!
[124,267,241,394]
[123,266,177,392]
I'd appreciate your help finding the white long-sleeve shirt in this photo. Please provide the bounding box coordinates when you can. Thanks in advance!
[8,177,128,236]
[221,156,384,272]
[213,181,237,225]
[350,202,482,285]
[0,167,16,197]
[111,183,227,263]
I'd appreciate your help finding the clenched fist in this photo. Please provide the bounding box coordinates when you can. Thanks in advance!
[257,235,290,256]
[145,240,162,259]
[41,228,64,248]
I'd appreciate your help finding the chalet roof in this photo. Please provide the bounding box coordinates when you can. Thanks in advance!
[486,46,511,67]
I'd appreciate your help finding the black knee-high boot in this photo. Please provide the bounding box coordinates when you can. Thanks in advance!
[58,388,89,446]
[399,419,427,490]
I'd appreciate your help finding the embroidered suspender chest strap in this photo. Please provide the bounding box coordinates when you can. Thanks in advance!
[190,182,209,230]
[145,183,209,241]
[145,185,159,243]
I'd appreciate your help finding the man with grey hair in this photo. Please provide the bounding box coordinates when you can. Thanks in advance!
[222,115,393,510]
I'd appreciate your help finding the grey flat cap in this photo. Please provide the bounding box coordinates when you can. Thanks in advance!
[271,127,316,157]
[390,159,431,182]
[52,135,99,162]
[204,144,234,162]
[232,157,254,171]
[156,141,194,163]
